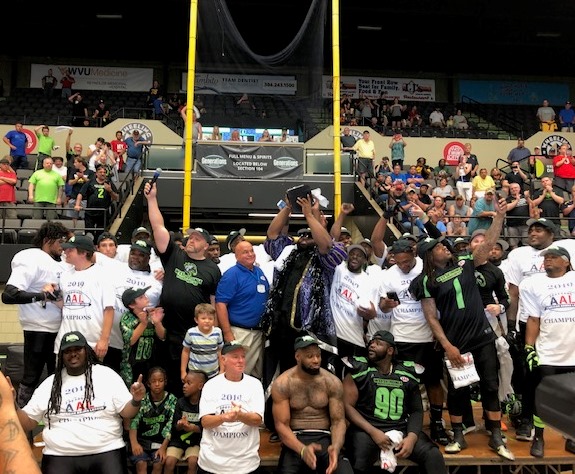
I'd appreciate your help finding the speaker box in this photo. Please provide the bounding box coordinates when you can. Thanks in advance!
[535,372,575,438]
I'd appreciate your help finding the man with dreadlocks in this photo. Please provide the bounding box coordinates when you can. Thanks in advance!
[2,221,71,408]
[263,194,347,373]
[12,331,146,473]
[408,197,515,461]
[261,194,347,437]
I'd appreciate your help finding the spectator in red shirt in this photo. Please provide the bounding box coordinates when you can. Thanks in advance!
[0,157,17,218]
[111,131,128,172]
[552,144,575,198]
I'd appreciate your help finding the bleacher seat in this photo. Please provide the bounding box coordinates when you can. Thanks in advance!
[15,189,28,204]
[0,218,21,244]
[17,219,46,244]
[15,204,34,220]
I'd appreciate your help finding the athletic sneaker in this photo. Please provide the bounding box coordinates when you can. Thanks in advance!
[515,420,534,441]
[530,437,544,458]
[444,430,467,454]
[488,432,515,461]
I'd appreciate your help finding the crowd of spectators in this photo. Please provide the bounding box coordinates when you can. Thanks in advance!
[3,169,575,471]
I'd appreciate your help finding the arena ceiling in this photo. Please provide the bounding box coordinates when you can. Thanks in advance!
[11,1,575,77]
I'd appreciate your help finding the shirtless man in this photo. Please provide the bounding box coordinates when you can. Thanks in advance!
[271,335,353,474]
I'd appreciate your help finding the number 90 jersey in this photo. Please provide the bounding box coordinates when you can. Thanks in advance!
[347,357,422,433]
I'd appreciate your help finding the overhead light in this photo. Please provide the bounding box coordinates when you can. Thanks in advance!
[96,14,123,19]
[536,32,560,38]
[357,25,382,31]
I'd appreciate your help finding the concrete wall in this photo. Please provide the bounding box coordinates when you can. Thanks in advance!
[0,285,23,345]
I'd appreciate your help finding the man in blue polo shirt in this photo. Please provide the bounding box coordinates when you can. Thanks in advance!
[215,240,270,379]
[3,122,28,169]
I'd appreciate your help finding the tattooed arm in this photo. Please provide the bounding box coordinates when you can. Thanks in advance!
[0,373,41,473]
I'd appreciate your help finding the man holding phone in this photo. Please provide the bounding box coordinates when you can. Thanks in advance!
[378,239,450,446]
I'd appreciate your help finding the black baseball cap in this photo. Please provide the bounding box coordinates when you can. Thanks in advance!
[60,331,88,351]
[132,226,151,238]
[61,235,95,252]
[221,340,249,355]
[540,245,571,262]
[121,286,151,307]
[369,330,396,347]
[97,232,118,246]
[527,218,558,233]
[187,227,211,242]
[225,228,246,251]
[294,335,320,350]
[347,244,368,257]
[130,240,152,255]
[417,236,447,259]
[390,239,414,254]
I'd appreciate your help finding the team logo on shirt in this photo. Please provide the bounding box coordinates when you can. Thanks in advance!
[63,291,92,309]
[544,293,575,313]
[175,262,203,285]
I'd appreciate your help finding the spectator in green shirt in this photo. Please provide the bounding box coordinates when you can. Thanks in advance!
[34,125,57,170]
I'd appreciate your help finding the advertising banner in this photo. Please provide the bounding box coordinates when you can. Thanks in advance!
[182,73,297,95]
[196,143,303,179]
[31,64,153,92]
[322,76,435,101]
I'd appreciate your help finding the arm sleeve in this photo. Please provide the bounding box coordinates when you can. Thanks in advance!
[1,284,45,305]
[406,381,424,434]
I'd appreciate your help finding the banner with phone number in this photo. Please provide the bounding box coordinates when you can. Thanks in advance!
[195,143,303,179]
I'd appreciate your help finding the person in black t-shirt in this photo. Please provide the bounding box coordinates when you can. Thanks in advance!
[144,181,221,397]
[164,370,207,474]
[409,198,515,461]
[75,164,118,241]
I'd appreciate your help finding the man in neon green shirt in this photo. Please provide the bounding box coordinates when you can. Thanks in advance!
[34,125,57,170]
[28,157,64,219]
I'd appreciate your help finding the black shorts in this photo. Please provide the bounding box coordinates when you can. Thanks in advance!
[395,341,444,385]
[278,431,353,474]
[356,157,374,175]
[42,447,128,474]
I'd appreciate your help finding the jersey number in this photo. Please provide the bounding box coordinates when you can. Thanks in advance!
[375,387,404,421]
[97,188,105,198]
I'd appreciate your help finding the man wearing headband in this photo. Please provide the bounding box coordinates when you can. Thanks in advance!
[409,197,514,460]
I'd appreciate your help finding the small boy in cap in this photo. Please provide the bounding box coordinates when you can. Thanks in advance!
[119,286,166,387]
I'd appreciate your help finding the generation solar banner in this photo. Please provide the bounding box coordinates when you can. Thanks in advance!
[322,76,436,101]
[195,143,303,179]
[30,64,153,92]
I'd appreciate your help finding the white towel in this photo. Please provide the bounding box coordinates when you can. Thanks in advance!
[380,430,404,472]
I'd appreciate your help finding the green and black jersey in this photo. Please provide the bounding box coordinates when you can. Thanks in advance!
[409,256,495,354]
[347,356,423,435]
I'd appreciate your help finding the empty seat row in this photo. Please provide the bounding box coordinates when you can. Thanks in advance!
[0,218,85,244]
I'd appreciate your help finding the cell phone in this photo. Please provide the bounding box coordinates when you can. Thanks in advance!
[496,192,503,200]
[387,292,400,303]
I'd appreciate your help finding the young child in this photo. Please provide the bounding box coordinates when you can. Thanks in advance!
[164,370,208,474]
[180,303,223,381]
[120,286,166,387]
[129,367,178,474]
